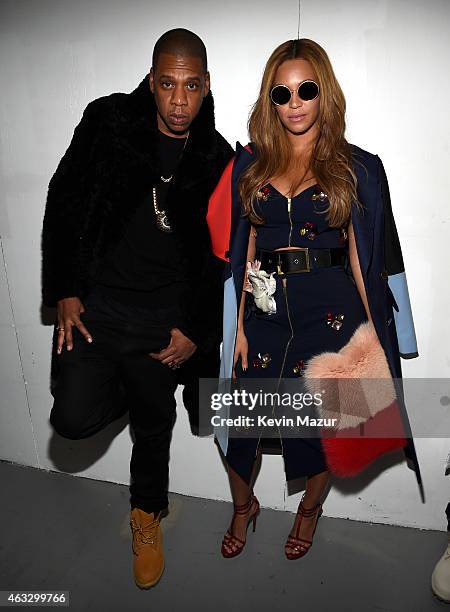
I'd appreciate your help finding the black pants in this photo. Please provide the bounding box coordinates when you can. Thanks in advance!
[49,286,188,514]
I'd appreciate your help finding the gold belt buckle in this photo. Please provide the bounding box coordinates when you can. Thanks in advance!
[293,247,310,272]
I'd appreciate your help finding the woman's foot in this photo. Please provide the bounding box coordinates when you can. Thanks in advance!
[221,494,260,558]
[285,495,322,560]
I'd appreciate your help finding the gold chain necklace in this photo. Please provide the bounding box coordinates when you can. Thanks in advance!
[152,186,172,233]
[152,132,189,233]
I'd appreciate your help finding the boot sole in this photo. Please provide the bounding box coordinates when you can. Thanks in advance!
[134,560,165,589]
[431,582,450,603]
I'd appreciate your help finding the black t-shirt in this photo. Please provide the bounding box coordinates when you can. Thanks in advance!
[96,131,190,310]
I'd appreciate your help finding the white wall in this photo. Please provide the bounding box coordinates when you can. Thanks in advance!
[1,0,449,530]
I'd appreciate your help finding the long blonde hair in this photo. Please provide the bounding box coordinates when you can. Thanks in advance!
[239,39,361,227]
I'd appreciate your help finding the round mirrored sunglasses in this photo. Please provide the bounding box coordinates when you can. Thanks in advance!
[270,80,320,105]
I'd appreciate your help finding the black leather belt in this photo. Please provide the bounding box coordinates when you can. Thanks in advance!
[256,247,346,274]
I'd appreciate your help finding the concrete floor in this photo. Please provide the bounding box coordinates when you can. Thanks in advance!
[0,460,447,612]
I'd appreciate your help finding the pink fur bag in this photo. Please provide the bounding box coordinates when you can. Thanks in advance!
[303,321,407,477]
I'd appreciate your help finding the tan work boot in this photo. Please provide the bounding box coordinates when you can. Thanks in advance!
[130,508,164,588]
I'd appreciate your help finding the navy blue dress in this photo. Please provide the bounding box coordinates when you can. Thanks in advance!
[226,183,368,483]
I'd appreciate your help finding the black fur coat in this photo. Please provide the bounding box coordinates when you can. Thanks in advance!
[41,75,234,355]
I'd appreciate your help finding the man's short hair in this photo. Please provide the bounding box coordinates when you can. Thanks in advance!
[152,28,208,72]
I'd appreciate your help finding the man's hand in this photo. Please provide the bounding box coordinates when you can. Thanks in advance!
[56,296,93,353]
[149,328,197,369]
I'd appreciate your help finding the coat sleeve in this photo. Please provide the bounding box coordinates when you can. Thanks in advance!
[206,156,234,262]
[378,156,419,359]
[41,99,104,307]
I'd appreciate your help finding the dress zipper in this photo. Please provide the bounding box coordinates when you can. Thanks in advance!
[254,195,294,466]
[273,276,294,467]
[254,281,293,465]
[287,196,293,247]
[275,194,295,469]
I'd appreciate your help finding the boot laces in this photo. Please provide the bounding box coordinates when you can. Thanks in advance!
[130,517,159,552]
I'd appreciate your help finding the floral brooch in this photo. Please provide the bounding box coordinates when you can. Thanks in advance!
[326,312,345,330]
[252,352,272,369]
[339,227,348,245]
[311,189,328,202]
[256,186,271,201]
[299,221,317,240]
[292,359,306,376]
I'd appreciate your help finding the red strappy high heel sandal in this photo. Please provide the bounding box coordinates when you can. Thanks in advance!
[221,494,260,558]
[285,495,323,560]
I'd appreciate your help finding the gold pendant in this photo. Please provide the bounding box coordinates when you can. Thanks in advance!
[155,210,172,233]
[153,186,172,233]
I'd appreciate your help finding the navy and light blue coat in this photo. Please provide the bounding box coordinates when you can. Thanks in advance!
[206,142,422,493]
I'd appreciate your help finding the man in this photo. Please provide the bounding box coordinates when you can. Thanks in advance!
[42,28,233,588]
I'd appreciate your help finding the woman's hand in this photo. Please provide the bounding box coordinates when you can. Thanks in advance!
[56,296,92,353]
[233,328,248,378]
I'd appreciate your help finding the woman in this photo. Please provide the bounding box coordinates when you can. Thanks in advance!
[206,38,421,560]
